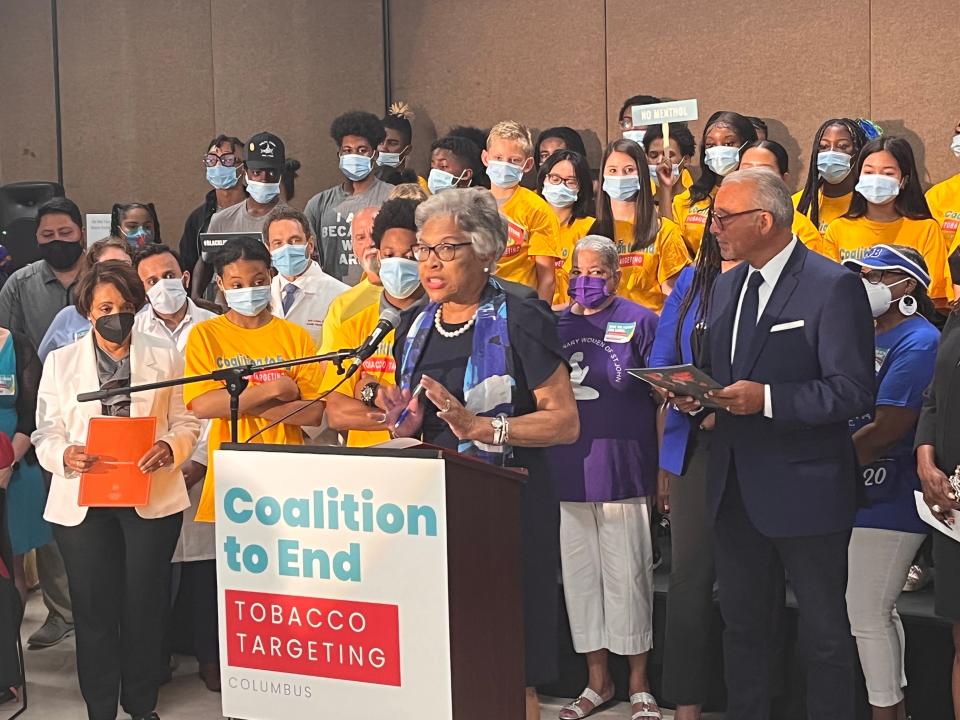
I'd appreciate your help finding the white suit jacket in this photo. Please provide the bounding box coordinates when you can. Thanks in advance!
[33,331,201,526]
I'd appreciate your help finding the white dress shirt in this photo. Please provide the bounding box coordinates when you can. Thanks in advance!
[270,261,349,347]
[134,299,217,562]
[730,237,798,418]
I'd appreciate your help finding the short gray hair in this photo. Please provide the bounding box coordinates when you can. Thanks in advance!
[573,235,620,276]
[414,188,507,261]
[721,167,794,230]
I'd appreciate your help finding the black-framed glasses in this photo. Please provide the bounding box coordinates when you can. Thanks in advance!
[710,208,766,231]
[545,173,579,190]
[862,269,906,285]
[412,242,473,262]
[204,153,241,167]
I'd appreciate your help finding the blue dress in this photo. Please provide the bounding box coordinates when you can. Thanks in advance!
[0,334,52,554]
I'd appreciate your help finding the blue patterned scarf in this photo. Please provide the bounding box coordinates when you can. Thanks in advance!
[399,279,515,464]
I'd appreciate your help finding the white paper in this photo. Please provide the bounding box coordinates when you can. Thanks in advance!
[84,213,111,246]
[914,490,960,541]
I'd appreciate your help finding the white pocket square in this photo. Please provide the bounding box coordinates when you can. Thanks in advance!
[770,320,804,333]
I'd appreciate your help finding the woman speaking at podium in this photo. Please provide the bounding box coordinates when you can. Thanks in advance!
[383,188,579,720]
[33,260,201,720]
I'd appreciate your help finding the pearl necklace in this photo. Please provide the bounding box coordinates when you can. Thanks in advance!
[434,305,478,338]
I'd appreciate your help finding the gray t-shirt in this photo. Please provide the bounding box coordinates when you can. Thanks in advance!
[207,199,282,236]
[0,259,77,351]
[304,179,393,285]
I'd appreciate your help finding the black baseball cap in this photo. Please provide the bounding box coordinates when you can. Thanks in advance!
[245,132,286,170]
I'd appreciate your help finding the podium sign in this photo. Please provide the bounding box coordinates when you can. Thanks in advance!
[214,448,452,720]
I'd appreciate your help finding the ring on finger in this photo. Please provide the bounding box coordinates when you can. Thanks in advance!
[933,504,943,514]
[444,398,451,412]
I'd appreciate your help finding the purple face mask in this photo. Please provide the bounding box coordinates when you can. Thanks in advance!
[568,275,612,309]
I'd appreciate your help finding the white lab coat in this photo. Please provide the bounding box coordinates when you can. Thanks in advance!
[270,261,349,347]
[133,300,218,562]
[33,332,200,527]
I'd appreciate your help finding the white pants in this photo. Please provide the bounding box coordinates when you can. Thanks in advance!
[846,526,927,707]
[559,498,654,656]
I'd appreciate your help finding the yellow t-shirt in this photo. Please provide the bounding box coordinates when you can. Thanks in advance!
[184,314,323,522]
[417,175,431,195]
[613,217,691,313]
[825,216,953,301]
[925,173,960,252]
[318,289,397,448]
[496,186,562,290]
[792,190,853,235]
[672,189,715,255]
[552,216,595,306]
[793,211,839,262]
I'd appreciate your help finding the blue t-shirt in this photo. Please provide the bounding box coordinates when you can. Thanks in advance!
[849,316,938,534]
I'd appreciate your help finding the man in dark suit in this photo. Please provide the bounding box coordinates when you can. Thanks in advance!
[672,168,874,719]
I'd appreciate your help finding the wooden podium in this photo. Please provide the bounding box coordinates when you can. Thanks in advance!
[213,443,526,720]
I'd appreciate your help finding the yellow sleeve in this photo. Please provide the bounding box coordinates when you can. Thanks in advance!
[671,192,687,226]
[921,222,953,301]
[793,212,837,261]
[526,200,562,259]
[656,221,692,285]
[317,314,351,394]
[183,323,224,408]
[291,328,323,401]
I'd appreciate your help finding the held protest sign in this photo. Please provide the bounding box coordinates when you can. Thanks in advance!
[214,449,452,720]
[630,99,699,126]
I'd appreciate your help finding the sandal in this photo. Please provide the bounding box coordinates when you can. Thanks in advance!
[558,686,614,719]
[630,691,662,720]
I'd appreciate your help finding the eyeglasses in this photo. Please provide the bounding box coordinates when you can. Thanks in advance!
[412,242,473,262]
[619,118,637,130]
[545,173,579,190]
[710,208,767,231]
[862,269,906,285]
[204,153,241,167]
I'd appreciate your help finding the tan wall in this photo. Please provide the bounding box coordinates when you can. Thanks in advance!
[1,0,958,242]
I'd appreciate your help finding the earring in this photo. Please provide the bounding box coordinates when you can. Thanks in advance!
[898,294,917,316]
[483,267,490,273]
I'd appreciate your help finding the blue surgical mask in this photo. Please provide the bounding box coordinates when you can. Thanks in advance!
[623,129,646,145]
[122,226,152,247]
[541,182,578,208]
[340,154,373,181]
[486,160,525,188]
[378,257,421,299]
[377,148,407,168]
[856,174,901,205]
[427,168,466,194]
[704,146,740,176]
[246,178,280,204]
[817,151,853,184]
[271,243,310,278]
[603,174,640,202]
[206,164,240,190]
[223,286,271,317]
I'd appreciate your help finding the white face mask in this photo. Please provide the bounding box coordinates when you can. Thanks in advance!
[648,163,680,184]
[856,174,901,205]
[861,276,909,318]
[147,278,188,315]
[951,133,960,158]
[622,129,646,146]
[817,151,853,184]
[704,146,740,176]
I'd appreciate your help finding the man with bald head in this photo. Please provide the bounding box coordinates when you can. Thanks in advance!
[672,168,874,719]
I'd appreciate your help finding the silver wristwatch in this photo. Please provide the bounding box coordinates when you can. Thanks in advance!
[491,414,509,445]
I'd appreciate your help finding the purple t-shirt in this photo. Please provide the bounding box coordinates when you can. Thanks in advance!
[549,297,659,502]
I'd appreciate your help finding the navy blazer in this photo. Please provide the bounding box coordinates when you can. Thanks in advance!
[701,241,874,538]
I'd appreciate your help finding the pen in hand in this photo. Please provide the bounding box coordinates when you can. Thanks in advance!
[394,383,425,429]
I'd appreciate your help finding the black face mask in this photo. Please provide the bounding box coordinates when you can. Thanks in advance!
[38,240,84,271]
[94,312,136,345]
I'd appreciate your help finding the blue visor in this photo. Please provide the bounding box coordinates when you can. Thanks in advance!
[842,244,931,288]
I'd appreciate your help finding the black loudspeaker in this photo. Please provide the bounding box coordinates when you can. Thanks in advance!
[0,182,65,270]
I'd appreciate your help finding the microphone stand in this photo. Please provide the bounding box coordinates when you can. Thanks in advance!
[77,348,359,444]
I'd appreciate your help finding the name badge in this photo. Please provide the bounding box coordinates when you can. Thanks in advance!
[604,322,636,344]
[0,375,16,396]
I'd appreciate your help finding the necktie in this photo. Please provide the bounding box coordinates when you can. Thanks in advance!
[733,270,763,378]
[281,283,298,316]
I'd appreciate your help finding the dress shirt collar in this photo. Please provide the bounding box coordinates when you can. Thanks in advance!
[749,236,798,289]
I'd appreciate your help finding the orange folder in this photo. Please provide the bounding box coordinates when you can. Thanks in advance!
[79,416,157,507]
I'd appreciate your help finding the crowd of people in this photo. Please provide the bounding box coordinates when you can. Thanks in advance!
[0,97,958,720]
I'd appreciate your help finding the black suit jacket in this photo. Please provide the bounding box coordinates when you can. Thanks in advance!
[701,241,875,537]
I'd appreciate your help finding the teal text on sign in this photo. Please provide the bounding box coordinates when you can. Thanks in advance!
[631,99,699,126]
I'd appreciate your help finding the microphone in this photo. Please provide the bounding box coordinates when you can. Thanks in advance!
[343,306,402,380]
